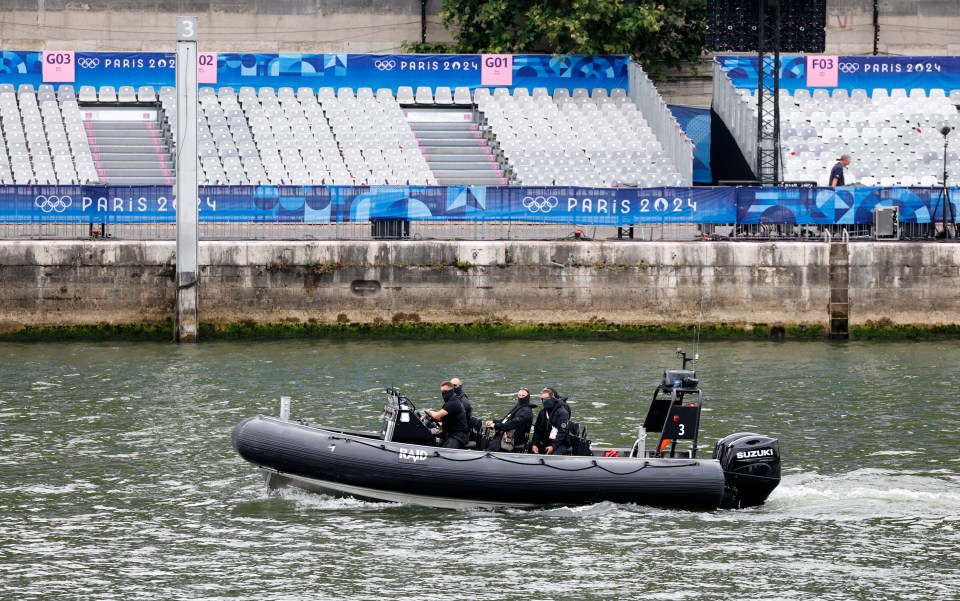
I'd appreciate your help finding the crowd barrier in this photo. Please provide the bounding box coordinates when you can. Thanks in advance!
[3,184,957,227]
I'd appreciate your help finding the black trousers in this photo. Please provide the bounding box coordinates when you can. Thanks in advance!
[440,434,468,449]
[531,442,570,455]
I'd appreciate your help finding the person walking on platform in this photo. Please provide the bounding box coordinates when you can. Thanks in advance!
[830,154,851,186]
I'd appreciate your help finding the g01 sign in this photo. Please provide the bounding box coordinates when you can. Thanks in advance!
[481,54,513,86]
[42,51,75,83]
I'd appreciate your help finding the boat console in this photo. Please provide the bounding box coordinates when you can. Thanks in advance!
[379,387,436,446]
[632,347,782,507]
[637,348,704,458]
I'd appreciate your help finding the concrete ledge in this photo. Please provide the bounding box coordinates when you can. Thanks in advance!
[1,240,959,332]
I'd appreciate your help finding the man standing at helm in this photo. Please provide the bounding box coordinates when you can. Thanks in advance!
[427,381,470,449]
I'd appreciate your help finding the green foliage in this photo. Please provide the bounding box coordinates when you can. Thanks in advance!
[0,323,173,341]
[400,40,456,54]
[437,0,706,79]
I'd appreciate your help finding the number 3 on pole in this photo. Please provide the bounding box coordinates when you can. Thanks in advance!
[177,16,198,41]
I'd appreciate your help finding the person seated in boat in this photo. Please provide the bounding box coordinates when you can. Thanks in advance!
[451,377,483,440]
[530,387,572,455]
[484,387,535,453]
[427,381,470,449]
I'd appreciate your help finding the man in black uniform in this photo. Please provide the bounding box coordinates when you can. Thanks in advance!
[451,377,483,439]
[484,387,535,453]
[530,387,571,455]
[427,381,470,449]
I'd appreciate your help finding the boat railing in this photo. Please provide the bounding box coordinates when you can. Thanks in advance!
[641,383,704,459]
[381,387,436,446]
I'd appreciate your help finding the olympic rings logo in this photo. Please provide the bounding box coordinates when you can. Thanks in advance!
[838,62,859,74]
[522,195,558,213]
[35,195,73,213]
[77,57,100,69]
[374,59,397,71]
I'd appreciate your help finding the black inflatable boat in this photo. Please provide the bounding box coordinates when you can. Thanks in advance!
[233,349,781,510]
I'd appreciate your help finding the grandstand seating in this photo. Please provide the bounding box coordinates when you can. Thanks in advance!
[1,82,681,187]
[479,86,683,187]
[0,83,97,184]
[740,87,960,185]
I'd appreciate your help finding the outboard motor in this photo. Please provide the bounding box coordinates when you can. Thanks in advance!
[714,432,781,509]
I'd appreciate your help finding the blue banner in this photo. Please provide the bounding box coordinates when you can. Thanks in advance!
[2,185,735,225]
[669,104,712,184]
[0,50,628,94]
[5,184,958,225]
[0,51,177,90]
[736,186,959,225]
[510,55,629,93]
[12,184,958,226]
[717,55,960,94]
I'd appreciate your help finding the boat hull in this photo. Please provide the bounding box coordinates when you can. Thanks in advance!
[233,415,728,510]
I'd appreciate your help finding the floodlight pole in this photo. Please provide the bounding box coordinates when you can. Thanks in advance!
[930,128,956,239]
[175,16,200,342]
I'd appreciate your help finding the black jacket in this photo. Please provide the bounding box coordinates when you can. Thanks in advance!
[492,399,534,444]
[530,401,571,450]
[458,392,483,433]
[439,396,469,442]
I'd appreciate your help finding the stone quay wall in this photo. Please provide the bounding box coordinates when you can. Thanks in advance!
[2,240,959,333]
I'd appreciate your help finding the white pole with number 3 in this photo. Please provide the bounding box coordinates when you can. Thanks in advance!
[175,16,200,343]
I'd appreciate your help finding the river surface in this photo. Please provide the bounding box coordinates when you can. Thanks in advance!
[1,339,958,600]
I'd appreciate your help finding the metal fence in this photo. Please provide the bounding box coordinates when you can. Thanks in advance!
[2,219,942,242]
[0,220,700,242]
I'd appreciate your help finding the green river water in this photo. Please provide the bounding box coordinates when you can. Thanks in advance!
[1,339,958,600]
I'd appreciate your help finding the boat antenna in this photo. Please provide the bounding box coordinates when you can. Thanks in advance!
[689,295,703,367]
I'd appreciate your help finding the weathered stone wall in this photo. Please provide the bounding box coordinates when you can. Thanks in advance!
[2,240,959,333]
[2,2,957,56]
[0,1,450,53]
[826,0,960,56]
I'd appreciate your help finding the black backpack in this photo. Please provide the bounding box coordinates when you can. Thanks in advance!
[557,401,591,456]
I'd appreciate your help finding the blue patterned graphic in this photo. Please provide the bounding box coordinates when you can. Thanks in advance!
[0,50,37,75]
[6,185,953,226]
[1,185,730,225]
[512,55,628,91]
[735,186,958,225]
[0,51,628,93]
[718,55,960,93]
[669,105,711,184]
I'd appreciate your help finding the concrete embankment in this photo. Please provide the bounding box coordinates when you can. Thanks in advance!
[1,240,959,336]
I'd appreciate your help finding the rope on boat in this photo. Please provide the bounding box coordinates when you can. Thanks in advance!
[325,432,702,474]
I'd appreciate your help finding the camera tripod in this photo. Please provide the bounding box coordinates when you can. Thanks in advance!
[929,127,957,239]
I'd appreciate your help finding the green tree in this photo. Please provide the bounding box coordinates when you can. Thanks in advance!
[417,0,706,78]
